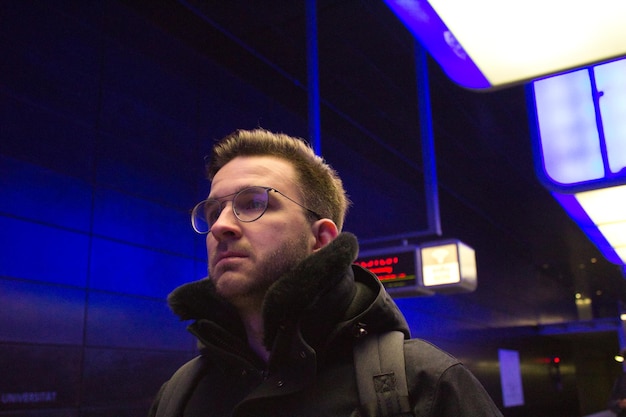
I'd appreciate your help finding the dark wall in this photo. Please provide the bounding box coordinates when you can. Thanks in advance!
[0,1,619,416]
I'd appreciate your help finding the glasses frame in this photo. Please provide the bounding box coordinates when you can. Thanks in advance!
[191,186,321,234]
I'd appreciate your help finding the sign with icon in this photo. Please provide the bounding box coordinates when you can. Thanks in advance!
[356,239,477,297]
[420,240,477,293]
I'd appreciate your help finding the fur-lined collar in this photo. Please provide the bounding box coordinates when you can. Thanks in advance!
[167,233,360,348]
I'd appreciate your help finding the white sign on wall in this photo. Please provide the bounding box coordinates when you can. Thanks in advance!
[498,349,525,407]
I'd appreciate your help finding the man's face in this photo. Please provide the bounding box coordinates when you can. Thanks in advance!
[206,156,317,309]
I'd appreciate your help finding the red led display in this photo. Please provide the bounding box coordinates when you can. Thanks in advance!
[355,249,417,289]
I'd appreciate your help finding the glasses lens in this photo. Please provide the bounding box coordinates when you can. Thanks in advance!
[234,187,269,222]
[190,187,270,234]
[191,199,220,234]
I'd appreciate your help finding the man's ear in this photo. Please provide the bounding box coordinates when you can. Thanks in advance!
[311,219,339,251]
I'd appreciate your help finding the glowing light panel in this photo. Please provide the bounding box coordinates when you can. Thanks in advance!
[385,0,626,89]
[577,185,626,263]
[534,70,603,185]
[533,58,626,190]
[596,59,626,174]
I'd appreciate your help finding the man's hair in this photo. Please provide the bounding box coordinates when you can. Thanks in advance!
[206,128,350,230]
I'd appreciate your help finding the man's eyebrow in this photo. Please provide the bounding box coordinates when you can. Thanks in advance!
[207,185,256,200]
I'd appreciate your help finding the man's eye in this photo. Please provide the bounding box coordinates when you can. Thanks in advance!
[205,204,221,223]
[240,197,266,212]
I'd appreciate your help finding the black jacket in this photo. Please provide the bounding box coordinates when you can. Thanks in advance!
[150,233,503,417]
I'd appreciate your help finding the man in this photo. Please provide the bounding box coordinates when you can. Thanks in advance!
[149,128,503,416]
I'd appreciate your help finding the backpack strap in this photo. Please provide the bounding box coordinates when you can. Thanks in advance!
[154,355,209,417]
[354,330,413,417]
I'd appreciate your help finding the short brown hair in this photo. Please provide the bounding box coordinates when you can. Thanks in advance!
[206,129,350,230]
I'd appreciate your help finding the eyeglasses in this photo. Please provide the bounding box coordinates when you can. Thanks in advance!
[191,186,321,234]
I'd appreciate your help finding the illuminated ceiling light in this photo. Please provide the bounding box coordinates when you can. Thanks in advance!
[530,58,626,266]
[384,0,626,89]
[577,186,626,263]
[577,186,626,225]
[615,355,625,363]
[620,313,626,321]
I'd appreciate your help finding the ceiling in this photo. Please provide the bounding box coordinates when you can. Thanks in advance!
[122,0,626,316]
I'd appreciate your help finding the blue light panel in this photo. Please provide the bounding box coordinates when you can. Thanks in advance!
[595,59,626,175]
[532,58,626,192]
[533,70,604,186]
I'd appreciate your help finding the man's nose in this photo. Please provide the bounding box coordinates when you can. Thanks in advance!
[209,201,241,238]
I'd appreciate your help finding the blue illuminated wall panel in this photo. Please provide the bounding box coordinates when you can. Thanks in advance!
[95,136,198,207]
[86,292,192,350]
[89,237,196,298]
[92,188,193,255]
[0,217,90,287]
[0,280,86,345]
[0,157,93,231]
[0,99,97,179]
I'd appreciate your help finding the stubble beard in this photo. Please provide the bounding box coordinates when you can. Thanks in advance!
[211,232,312,308]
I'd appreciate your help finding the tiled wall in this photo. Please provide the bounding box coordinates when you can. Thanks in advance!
[0,1,307,415]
